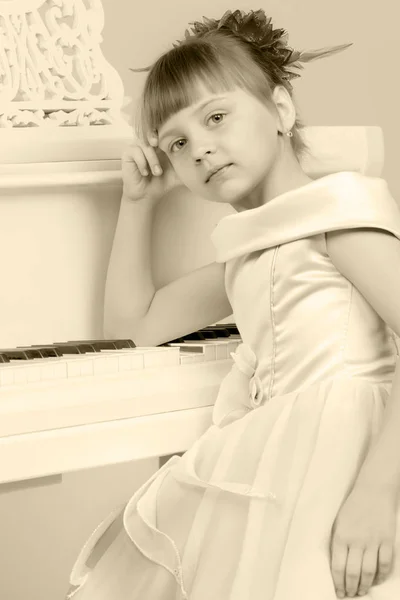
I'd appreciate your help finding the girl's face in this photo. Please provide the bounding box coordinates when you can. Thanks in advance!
[157,81,288,209]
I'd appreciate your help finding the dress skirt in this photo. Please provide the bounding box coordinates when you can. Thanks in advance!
[65,371,400,600]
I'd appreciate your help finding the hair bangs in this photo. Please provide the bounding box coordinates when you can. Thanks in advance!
[135,39,269,143]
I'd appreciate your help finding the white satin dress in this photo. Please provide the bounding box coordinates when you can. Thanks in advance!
[65,171,400,600]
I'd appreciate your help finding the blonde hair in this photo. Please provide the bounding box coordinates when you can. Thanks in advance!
[134,30,311,162]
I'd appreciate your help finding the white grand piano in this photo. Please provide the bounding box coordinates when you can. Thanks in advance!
[0,0,386,488]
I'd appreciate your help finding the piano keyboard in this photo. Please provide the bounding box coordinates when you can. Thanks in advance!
[0,324,241,388]
[0,325,241,485]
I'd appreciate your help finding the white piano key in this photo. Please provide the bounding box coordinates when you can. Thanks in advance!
[38,356,94,382]
[215,339,241,356]
[183,339,231,359]
[9,360,59,385]
[118,352,139,372]
[93,349,145,372]
[127,351,146,370]
[0,361,42,387]
[76,357,95,377]
[139,347,181,368]
[92,354,120,376]
[0,364,14,387]
[50,360,69,381]
[95,347,181,370]
[32,360,53,382]
[46,352,129,379]
[0,356,87,385]
[10,364,28,385]
[228,340,241,353]
[41,358,68,381]
[88,349,147,372]
[167,343,216,361]
[26,362,44,383]
[179,353,205,365]
[65,356,92,378]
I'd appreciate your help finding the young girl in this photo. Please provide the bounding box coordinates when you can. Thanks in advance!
[66,9,400,600]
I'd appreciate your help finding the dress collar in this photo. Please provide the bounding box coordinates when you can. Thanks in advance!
[210,171,399,262]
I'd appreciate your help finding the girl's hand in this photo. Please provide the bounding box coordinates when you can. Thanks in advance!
[121,131,181,204]
[330,485,397,597]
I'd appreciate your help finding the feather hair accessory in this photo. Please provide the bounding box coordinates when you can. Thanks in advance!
[130,8,353,87]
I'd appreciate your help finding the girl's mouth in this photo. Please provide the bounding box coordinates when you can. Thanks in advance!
[207,163,233,183]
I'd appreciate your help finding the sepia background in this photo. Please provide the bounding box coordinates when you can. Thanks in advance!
[0,1,398,599]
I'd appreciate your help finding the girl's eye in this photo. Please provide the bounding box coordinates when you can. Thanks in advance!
[171,139,186,152]
[170,113,226,153]
[210,113,225,124]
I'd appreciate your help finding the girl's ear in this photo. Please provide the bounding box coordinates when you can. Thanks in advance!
[272,85,296,132]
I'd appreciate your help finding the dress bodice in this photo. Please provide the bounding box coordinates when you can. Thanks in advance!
[210,172,400,404]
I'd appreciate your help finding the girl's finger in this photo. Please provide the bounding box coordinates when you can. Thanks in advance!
[358,546,378,595]
[345,546,363,597]
[140,143,163,176]
[147,130,158,147]
[330,538,347,598]
[123,146,149,177]
[376,541,394,583]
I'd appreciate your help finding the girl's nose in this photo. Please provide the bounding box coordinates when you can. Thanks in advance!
[193,146,215,162]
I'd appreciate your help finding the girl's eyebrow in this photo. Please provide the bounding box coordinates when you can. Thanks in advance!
[158,95,228,143]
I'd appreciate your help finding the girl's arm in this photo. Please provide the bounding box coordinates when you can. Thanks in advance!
[104,196,158,337]
[326,227,400,498]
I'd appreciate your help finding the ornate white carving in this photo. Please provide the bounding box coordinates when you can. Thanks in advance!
[0,0,125,127]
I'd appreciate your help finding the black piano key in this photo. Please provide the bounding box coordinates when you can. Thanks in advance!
[219,324,240,336]
[193,327,231,339]
[64,340,136,350]
[51,343,96,355]
[18,343,96,355]
[166,332,207,344]
[201,327,232,338]
[33,340,137,354]
[105,339,136,349]
[198,330,218,338]
[158,323,241,347]
[0,348,45,361]
[182,331,207,340]
[15,345,63,358]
